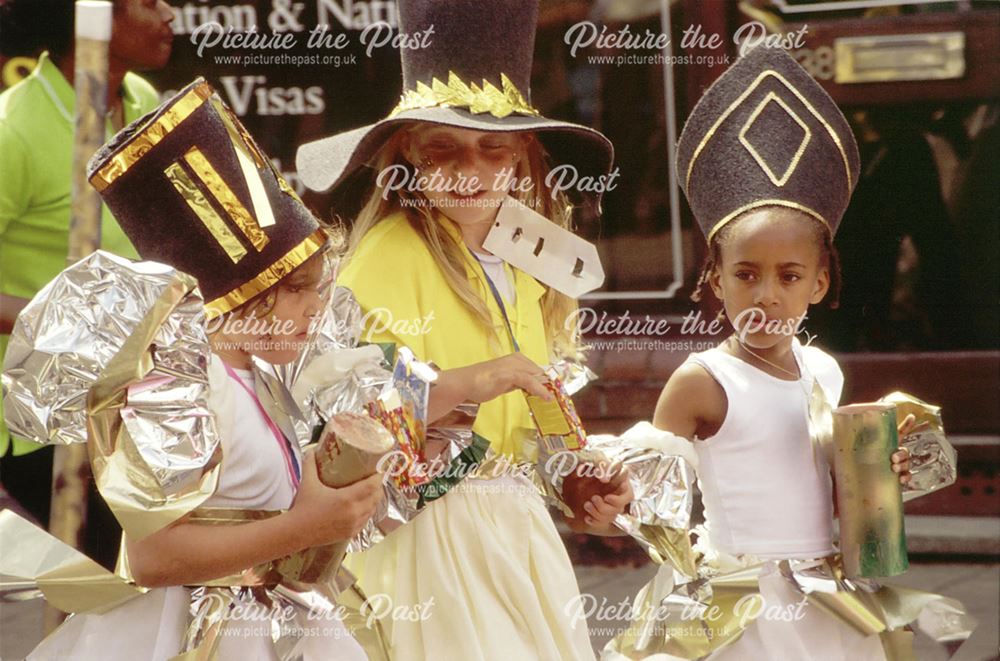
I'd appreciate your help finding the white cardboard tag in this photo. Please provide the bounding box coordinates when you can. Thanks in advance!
[483,197,604,298]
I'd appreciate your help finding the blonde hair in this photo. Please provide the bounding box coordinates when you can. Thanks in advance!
[346,126,581,358]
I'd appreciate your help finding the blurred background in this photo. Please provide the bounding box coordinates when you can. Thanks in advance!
[1,0,997,658]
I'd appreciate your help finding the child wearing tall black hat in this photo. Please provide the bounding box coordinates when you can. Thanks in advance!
[602,45,972,660]
[295,0,631,658]
[9,80,383,660]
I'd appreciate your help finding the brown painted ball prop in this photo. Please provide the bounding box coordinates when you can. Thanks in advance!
[561,462,620,523]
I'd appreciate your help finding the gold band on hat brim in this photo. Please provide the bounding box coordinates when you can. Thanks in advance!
[90,81,214,192]
[706,199,829,242]
[204,229,328,319]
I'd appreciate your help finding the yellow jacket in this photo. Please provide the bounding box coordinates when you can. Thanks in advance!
[338,211,550,458]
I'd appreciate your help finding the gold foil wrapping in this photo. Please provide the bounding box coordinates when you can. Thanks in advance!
[833,403,909,578]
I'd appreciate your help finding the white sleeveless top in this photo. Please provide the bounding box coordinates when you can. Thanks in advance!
[686,338,844,559]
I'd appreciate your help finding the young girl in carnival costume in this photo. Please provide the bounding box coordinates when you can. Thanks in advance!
[2,80,390,660]
[602,45,974,661]
[296,1,634,658]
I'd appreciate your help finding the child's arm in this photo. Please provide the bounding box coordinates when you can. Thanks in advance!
[126,451,383,587]
[428,353,553,422]
[573,362,726,536]
[653,362,727,439]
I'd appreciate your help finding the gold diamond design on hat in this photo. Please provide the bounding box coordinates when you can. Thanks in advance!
[739,91,812,187]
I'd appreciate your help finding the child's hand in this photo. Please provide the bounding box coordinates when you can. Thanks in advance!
[290,449,385,547]
[579,466,634,536]
[442,353,553,403]
[892,413,924,486]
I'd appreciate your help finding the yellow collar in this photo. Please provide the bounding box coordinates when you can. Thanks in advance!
[435,211,547,305]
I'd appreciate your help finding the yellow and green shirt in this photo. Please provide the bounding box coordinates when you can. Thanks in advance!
[338,211,551,458]
[0,52,160,455]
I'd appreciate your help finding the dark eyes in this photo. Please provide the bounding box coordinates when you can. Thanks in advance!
[734,271,802,282]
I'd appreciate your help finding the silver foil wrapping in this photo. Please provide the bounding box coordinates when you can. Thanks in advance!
[876,392,958,503]
[3,251,211,452]
[584,422,698,569]
[278,283,485,553]
[1,250,221,538]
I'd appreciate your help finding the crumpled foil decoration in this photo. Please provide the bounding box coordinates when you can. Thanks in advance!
[2,250,221,539]
[275,275,486,553]
[879,391,958,502]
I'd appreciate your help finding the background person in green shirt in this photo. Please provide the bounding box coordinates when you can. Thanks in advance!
[0,0,173,567]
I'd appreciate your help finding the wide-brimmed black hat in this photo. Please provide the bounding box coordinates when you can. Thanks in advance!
[88,79,326,319]
[677,45,860,240]
[296,0,614,198]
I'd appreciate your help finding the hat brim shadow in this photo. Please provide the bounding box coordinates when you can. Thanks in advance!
[296,106,614,200]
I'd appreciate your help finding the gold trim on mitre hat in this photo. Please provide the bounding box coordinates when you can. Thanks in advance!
[676,46,860,240]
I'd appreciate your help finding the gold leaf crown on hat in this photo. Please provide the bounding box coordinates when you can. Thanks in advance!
[389,71,540,119]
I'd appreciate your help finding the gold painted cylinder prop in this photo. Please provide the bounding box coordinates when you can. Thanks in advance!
[275,412,392,584]
[833,403,908,578]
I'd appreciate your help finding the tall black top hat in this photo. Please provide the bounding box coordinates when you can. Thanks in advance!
[296,0,614,199]
[676,46,861,240]
[88,79,326,319]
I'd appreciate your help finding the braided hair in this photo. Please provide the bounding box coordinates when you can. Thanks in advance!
[691,209,842,309]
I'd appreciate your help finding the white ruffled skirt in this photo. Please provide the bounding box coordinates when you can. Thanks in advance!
[28,585,366,660]
[345,474,596,661]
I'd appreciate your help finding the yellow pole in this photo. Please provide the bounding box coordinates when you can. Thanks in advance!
[45,0,112,634]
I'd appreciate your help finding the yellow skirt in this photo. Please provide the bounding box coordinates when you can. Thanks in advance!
[346,474,596,660]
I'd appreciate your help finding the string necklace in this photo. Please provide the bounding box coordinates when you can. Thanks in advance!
[729,335,801,380]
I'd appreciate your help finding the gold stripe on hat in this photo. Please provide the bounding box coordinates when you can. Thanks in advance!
[164,160,248,263]
[183,147,271,252]
[204,229,327,319]
[738,92,812,187]
[390,71,540,119]
[685,71,852,197]
[90,82,213,192]
[210,94,279,228]
[707,199,829,242]
[210,95,268,169]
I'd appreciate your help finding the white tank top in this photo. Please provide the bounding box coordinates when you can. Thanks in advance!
[686,338,844,559]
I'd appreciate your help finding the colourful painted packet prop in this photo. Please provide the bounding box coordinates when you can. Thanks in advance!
[364,346,434,488]
[525,365,588,452]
